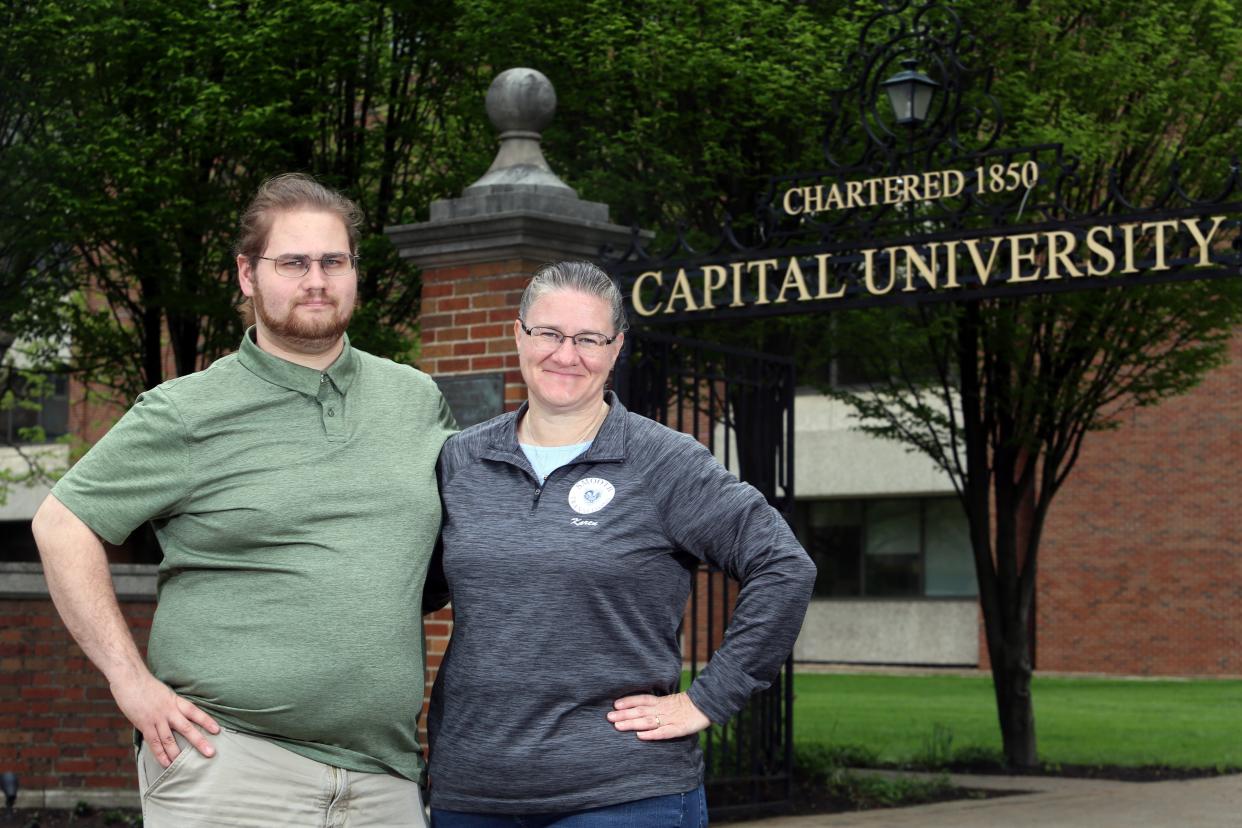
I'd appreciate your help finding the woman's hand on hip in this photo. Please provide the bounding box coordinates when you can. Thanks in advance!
[607,692,711,740]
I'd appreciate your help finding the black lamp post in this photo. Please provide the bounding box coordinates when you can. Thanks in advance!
[881,58,939,126]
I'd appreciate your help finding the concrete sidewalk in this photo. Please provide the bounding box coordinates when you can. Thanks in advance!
[729,770,1242,827]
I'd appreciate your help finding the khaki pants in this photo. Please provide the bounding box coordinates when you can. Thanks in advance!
[137,728,426,828]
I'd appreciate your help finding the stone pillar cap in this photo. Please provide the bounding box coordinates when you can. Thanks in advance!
[464,67,575,197]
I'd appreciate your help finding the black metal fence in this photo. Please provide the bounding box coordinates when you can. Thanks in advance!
[614,330,798,817]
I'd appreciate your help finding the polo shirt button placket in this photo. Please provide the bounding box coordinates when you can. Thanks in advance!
[318,377,344,442]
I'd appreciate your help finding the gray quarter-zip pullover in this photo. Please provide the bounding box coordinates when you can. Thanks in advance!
[427,393,816,814]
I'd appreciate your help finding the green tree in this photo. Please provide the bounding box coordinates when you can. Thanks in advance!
[4,0,481,403]
[451,0,859,235]
[819,0,1242,767]
[0,2,80,496]
[3,0,859,403]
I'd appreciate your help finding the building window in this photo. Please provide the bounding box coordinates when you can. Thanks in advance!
[2,373,69,444]
[793,497,977,598]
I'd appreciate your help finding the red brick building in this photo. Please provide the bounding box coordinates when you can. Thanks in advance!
[1036,334,1241,676]
[788,334,1241,677]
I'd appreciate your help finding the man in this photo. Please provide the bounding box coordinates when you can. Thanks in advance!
[33,173,455,827]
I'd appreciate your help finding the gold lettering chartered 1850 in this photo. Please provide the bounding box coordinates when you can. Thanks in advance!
[782,161,1040,215]
[630,216,1229,317]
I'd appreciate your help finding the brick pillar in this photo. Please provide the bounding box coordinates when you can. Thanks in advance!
[388,70,641,415]
[385,68,645,742]
[416,259,561,411]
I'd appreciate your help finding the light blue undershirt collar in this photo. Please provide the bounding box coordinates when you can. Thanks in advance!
[520,440,592,485]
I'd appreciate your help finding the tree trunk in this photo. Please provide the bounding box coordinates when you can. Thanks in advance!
[960,301,1039,769]
[136,268,165,393]
[991,618,1037,767]
[168,311,201,380]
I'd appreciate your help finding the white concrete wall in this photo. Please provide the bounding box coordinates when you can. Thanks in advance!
[708,389,978,666]
[790,391,977,665]
[793,391,956,498]
[0,561,156,600]
[0,444,68,521]
[794,598,979,665]
[710,390,957,500]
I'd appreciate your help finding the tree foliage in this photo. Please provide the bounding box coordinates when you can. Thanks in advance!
[3,0,483,403]
[451,0,860,235]
[815,0,1242,767]
[4,0,858,402]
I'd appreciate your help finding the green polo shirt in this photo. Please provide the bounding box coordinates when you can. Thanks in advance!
[52,330,455,782]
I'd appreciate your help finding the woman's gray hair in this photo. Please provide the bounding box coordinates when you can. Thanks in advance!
[519,261,629,335]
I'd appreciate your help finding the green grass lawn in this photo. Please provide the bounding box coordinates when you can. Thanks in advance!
[792,672,1242,769]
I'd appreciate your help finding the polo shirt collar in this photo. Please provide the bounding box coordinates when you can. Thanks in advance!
[237,327,360,396]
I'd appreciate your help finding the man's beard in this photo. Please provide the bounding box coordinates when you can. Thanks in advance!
[252,279,353,351]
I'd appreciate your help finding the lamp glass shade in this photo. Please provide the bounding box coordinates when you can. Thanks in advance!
[885,81,915,124]
[881,61,939,126]
[911,81,935,122]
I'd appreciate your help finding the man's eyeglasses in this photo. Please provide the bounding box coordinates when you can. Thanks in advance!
[519,321,620,353]
[254,254,358,279]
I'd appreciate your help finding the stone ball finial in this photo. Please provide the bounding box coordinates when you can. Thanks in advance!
[485,68,556,135]
[460,67,574,200]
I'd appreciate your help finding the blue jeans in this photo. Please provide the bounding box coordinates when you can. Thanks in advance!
[430,785,708,827]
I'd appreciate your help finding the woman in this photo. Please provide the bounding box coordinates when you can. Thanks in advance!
[427,261,816,826]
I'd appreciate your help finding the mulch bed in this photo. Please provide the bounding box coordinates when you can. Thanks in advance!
[710,776,1011,823]
[0,809,139,828]
[710,762,1239,823]
[712,781,1000,823]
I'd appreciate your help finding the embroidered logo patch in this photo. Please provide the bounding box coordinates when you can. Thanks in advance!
[568,477,615,515]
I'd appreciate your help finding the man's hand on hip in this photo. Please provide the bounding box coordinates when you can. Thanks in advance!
[32,496,221,769]
[113,670,220,768]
